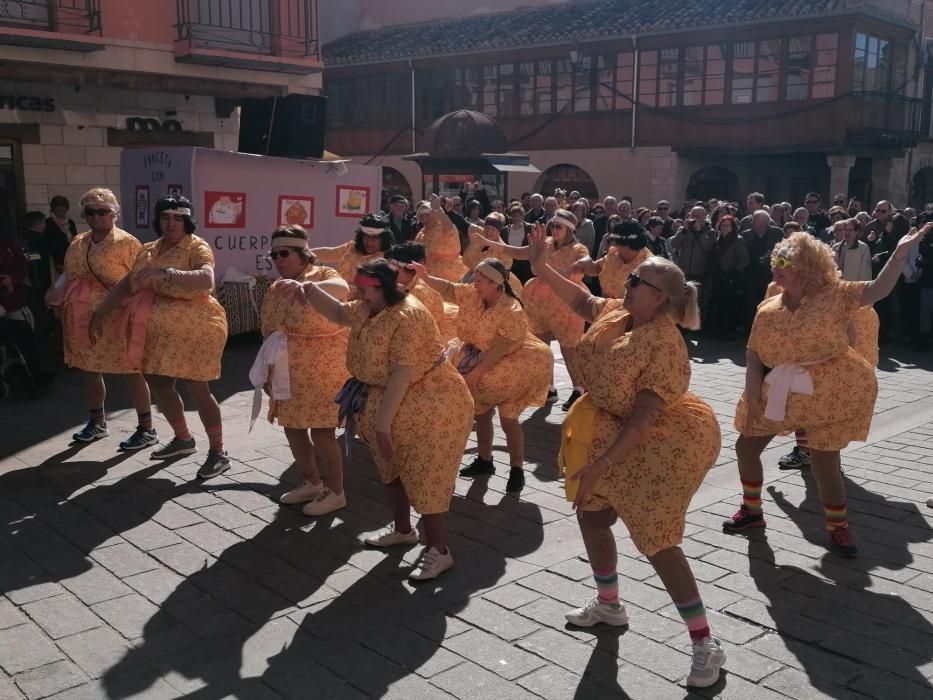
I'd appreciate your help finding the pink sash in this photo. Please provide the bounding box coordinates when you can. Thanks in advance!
[119,289,157,370]
[63,279,93,351]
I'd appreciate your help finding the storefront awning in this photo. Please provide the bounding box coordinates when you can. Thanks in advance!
[488,162,541,173]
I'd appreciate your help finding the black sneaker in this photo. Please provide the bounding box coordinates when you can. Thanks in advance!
[197,450,231,480]
[73,421,109,443]
[459,456,495,477]
[722,507,766,533]
[119,427,158,451]
[829,527,858,558]
[151,437,197,460]
[562,390,582,411]
[506,468,525,493]
[546,389,559,403]
[778,446,811,470]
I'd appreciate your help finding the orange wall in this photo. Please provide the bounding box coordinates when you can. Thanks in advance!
[99,0,175,43]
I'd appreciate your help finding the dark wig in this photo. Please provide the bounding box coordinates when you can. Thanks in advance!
[153,194,197,236]
[608,219,648,250]
[356,258,407,306]
[353,212,394,254]
[386,241,427,265]
[271,224,316,265]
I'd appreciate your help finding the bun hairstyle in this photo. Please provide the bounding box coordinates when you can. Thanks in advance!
[271,224,316,265]
[475,257,523,307]
[641,257,701,330]
[153,194,196,236]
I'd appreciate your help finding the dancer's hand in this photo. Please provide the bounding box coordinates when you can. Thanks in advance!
[893,223,932,261]
[528,223,549,275]
[407,262,428,279]
[89,311,104,345]
[376,431,394,461]
[135,267,169,285]
[570,457,608,510]
[429,193,441,211]
[463,367,484,391]
[745,394,764,425]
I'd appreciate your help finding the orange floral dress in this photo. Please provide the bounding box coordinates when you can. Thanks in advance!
[416,210,467,282]
[405,278,455,342]
[123,234,228,382]
[735,280,876,450]
[523,239,590,346]
[62,227,141,373]
[346,295,474,514]
[260,266,350,429]
[448,284,553,418]
[573,298,720,556]
[462,231,525,301]
[849,305,879,368]
[595,247,652,299]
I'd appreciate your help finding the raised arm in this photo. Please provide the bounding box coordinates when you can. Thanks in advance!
[469,227,531,259]
[301,279,353,326]
[407,262,457,302]
[860,223,930,306]
[310,241,350,264]
[527,224,601,323]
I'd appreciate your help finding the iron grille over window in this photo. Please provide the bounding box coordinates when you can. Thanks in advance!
[0,0,101,34]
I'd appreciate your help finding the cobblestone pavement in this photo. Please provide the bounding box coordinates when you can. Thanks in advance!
[1,335,932,699]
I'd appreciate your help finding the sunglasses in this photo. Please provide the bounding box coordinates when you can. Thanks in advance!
[268,249,295,259]
[771,256,794,269]
[627,271,664,292]
[363,233,384,240]
[548,222,568,231]
[85,207,113,217]
[805,200,819,205]
[657,205,670,211]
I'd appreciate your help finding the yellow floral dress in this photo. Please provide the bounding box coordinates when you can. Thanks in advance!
[405,278,455,342]
[415,210,467,282]
[572,298,721,556]
[735,280,876,450]
[523,239,590,346]
[595,247,652,299]
[62,227,141,373]
[310,241,383,299]
[448,284,553,418]
[124,234,228,381]
[849,305,879,368]
[462,228,525,300]
[260,266,350,428]
[346,295,474,514]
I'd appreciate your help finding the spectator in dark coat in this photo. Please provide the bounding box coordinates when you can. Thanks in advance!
[741,210,784,329]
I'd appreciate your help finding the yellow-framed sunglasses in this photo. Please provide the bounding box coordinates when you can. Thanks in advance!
[771,255,794,270]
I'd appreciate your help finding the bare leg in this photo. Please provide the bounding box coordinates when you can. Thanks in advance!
[124,373,152,427]
[284,427,321,485]
[809,449,846,506]
[385,478,412,534]
[648,546,700,603]
[500,416,524,469]
[147,374,185,429]
[185,380,223,451]
[560,344,583,389]
[309,428,343,494]
[421,513,447,553]
[83,372,105,419]
[578,508,618,572]
[735,434,774,484]
[474,409,495,461]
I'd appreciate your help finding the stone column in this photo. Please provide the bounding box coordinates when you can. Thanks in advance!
[826,154,857,200]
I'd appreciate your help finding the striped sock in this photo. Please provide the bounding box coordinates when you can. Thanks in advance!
[205,424,224,452]
[741,479,763,514]
[592,567,619,606]
[89,407,105,427]
[676,595,711,643]
[795,430,809,450]
[137,411,153,431]
[823,502,848,531]
[169,418,192,441]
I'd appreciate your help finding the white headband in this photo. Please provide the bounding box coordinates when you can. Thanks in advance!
[360,225,386,235]
[162,208,192,217]
[271,237,309,249]
[475,260,505,285]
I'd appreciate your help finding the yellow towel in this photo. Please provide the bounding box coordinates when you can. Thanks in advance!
[558,393,598,503]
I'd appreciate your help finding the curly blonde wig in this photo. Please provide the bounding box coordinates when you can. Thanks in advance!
[772,232,839,293]
[79,187,120,218]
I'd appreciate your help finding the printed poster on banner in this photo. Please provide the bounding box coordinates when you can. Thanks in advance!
[205,191,246,228]
[135,186,149,228]
[277,195,315,228]
[335,186,370,218]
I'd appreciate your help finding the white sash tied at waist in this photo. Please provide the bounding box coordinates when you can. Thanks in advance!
[763,363,816,422]
[248,330,290,431]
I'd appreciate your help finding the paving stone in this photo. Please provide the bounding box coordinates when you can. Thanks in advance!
[430,661,539,700]
[451,599,540,642]
[89,542,159,578]
[194,503,257,530]
[21,594,101,640]
[12,660,86,700]
[56,626,133,679]
[848,667,933,700]
[175,521,242,555]
[149,502,205,530]
[121,569,200,607]
[361,624,463,679]
[148,541,219,576]
[442,629,545,680]
[4,583,65,607]
[762,667,864,700]
[0,601,27,631]
[517,665,617,700]
[58,566,133,606]
[515,627,601,675]
[120,521,183,552]
[0,624,63,675]
[45,676,180,700]
[91,594,171,640]
[481,583,542,610]
[0,674,21,700]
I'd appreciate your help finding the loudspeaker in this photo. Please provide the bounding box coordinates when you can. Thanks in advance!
[238,94,327,159]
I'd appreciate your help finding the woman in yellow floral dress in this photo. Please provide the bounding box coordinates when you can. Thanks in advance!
[300,259,474,581]
[45,188,155,451]
[474,211,590,410]
[93,195,230,480]
[574,221,652,299]
[256,225,350,516]
[524,227,725,688]
[310,213,394,297]
[461,211,524,299]
[414,197,468,282]
[385,242,455,341]
[411,257,552,494]
[725,229,929,558]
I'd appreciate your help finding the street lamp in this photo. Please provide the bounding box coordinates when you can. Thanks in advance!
[569,45,580,68]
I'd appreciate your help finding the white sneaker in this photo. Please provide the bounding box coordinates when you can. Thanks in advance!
[685,637,725,688]
[565,596,629,627]
[301,488,347,516]
[409,546,454,580]
[279,481,324,505]
[362,524,420,548]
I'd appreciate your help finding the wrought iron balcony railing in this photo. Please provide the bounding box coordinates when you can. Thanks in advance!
[0,0,101,34]
[846,90,924,149]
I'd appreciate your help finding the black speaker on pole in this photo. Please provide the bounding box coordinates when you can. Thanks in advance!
[238,94,327,159]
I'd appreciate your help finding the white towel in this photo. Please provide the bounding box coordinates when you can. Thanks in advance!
[248,330,290,431]
[763,363,815,422]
